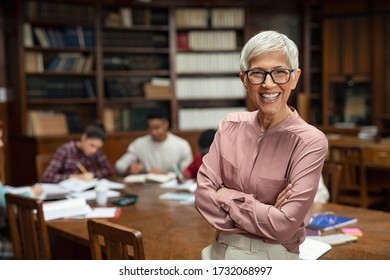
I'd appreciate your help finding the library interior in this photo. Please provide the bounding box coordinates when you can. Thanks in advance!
[0,0,390,260]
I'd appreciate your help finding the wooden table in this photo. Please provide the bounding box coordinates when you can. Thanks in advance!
[47,184,390,260]
[47,183,216,260]
[312,203,390,259]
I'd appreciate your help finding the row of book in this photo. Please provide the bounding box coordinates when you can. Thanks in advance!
[25,51,94,73]
[175,8,244,28]
[178,30,239,51]
[24,1,94,25]
[104,7,169,27]
[178,107,246,130]
[176,52,240,73]
[103,108,149,132]
[103,54,168,71]
[102,30,168,48]
[24,23,95,49]
[26,77,95,99]
[104,77,148,98]
[176,77,245,100]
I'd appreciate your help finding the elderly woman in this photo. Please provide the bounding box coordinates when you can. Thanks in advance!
[195,30,328,260]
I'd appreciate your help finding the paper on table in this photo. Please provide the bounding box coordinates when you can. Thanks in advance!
[159,192,195,204]
[85,207,121,218]
[42,197,92,221]
[96,178,124,190]
[58,178,98,192]
[39,183,70,200]
[71,189,121,201]
[160,178,197,193]
[124,172,177,184]
[299,237,332,260]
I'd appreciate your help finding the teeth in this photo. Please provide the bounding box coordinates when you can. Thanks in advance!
[261,93,279,100]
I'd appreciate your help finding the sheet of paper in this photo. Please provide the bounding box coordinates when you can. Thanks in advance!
[42,197,92,221]
[159,192,195,204]
[160,178,197,193]
[97,178,124,190]
[299,237,332,260]
[58,178,98,192]
[71,189,121,201]
[85,207,120,218]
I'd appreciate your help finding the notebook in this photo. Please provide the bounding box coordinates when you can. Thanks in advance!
[307,212,358,231]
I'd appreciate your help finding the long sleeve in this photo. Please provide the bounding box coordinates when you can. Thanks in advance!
[90,150,114,179]
[115,143,138,175]
[42,146,70,183]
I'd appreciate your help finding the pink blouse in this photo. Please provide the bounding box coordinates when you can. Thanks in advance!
[195,108,328,254]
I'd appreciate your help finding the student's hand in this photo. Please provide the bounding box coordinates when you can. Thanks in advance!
[31,184,43,197]
[274,184,292,209]
[70,172,94,181]
[129,162,145,174]
[149,168,162,174]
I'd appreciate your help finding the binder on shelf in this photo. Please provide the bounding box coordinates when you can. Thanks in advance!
[28,111,69,137]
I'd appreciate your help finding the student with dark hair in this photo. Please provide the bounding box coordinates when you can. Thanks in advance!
[178,129,216,183]
[115,108,193,175]
[42,122,113,183]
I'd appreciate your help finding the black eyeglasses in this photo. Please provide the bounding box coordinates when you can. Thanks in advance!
[244,68,295,85]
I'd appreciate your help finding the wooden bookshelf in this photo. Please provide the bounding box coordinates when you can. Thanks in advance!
[3,0,250,184]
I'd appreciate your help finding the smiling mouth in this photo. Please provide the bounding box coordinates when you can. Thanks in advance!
[260,92,281,101]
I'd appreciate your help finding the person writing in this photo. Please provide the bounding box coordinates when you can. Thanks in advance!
[41,122,114,183]
[195,30,328,260]
[115,108,193,175]
[177,129,216,183]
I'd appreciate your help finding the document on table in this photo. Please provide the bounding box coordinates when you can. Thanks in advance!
[124,172,177,184]
[159,192,195,204]
[85,207,121,218]
[58,178,98,192]
[58,178,125,193]
[71,189,121,201]
[299,237,332,260]
[42,197,92,221]
[160,178,197,193]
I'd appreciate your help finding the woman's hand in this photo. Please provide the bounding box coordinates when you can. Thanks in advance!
[274,183,292,209]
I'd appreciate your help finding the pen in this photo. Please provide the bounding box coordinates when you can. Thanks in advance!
[76,162,88,174]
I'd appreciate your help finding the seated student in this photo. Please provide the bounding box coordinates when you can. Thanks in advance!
[115,108,193,175]
[41,122,114,183]
[178,129,217,183]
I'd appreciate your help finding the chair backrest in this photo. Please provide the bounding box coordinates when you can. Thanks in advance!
[35,153,54,182]
[5,193,51,259]
[87,219,145,260]
[322,162,343,203]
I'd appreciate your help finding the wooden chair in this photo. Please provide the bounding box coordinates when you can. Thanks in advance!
[87,219,145,260]
[35,153,54,182]
[322,162,342,203]
[327,144,386,208]
[5,193,51,259]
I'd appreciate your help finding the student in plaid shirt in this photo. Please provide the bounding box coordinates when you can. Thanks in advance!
[41,122,114,184]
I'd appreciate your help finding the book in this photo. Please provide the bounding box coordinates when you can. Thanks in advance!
[123,172,176,184]
[307,212,358,231]
[42,197,92,221]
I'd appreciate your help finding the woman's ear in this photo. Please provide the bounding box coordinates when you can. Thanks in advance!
[290,68,301,90]
[239,72,248,88]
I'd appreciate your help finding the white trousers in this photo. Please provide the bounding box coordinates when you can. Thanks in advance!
[202,232,299,260]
